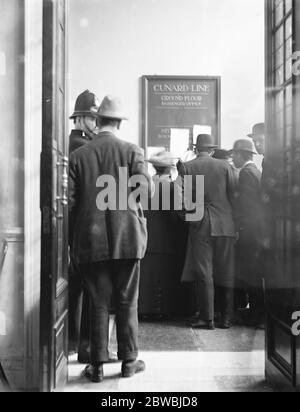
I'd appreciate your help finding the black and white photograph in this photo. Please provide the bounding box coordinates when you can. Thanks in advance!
[0,0,300,395]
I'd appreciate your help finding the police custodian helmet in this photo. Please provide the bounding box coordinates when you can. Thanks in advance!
[69,89,100,119]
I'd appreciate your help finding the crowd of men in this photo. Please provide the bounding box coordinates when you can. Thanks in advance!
[68,89,266,383]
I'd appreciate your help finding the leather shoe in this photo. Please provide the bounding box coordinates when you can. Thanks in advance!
[216,319,232,329]
[190,320,215,330]
[82,364,104,383]
[186,312,201,324]
[121,360,146,378]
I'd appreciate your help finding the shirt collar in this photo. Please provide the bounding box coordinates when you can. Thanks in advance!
[197,152,211,158]
[242,161,255,169]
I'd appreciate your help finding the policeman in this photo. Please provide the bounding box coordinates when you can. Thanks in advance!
[68,90,100,362]
[69,89,100,153]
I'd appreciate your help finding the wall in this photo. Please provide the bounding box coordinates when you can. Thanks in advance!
[69,0,265,150]
[0,0,25,390]
[0,0,42,391]
[24,0,42,390]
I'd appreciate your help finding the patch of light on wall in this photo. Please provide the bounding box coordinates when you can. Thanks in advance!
[0,52,6,76]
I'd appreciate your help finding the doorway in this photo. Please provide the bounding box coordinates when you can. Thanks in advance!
[65,0,300,392]
[40,0,69,392]
[65,0,268,393]
[1,0,296,392]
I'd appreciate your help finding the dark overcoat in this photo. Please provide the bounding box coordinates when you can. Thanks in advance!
[139,176,189,315]
[69,131,152,263]
[178,153,236,282]
[236,162,263,285]
[69,129,91,154]
[236,162,263,242]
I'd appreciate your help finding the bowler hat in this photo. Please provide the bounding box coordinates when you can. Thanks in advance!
[146,149,178,168]
[247,123,265,138]
[70,89,100,119]
[213,149,231,160]
[193,134,218,150]
[95,95,128,120]
[232,139,258,154]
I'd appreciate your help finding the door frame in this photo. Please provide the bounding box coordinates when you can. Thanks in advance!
[40,0,69,392]
[264,0,300,392]
[24,0,43,391]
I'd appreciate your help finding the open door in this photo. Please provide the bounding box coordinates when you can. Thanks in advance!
[40,0,69,392]
[264,0,300,391]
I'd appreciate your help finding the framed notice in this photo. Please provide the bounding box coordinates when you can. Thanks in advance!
[142,76,221,158]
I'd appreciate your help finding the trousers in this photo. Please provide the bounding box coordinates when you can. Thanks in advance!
[236,233,265,321]
[193,236,235,320]
[68,257,90,354]
[80,259,140,364]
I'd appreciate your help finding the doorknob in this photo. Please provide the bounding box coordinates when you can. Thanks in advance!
[56,156,68,167]
[56,156,69,207]
[56,172,68,206]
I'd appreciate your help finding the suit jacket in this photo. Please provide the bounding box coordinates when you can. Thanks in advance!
[236,162,263,241]
[69,130,91,154]
[178,153,236,237]
[69,131,152,263]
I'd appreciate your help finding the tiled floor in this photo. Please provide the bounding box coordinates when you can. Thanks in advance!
[65,318,278,392]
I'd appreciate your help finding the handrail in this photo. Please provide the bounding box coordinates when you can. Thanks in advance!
[0,239,8,276]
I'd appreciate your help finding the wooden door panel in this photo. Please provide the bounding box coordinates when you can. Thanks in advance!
[40,0,68,392]
[266,313,299,389]
[54,309,68,389]
[265,0,300,391]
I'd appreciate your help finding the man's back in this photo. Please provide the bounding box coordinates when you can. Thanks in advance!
[69,130,91,154]
[179,153,235,237]
[237,162,262,238]
[69,131,152,263]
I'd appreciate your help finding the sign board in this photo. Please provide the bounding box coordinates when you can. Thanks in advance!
[142,76,221,158]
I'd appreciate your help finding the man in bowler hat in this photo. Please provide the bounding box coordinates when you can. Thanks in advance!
[178,134,236,330]
[248,123,265,157]
[232,139,265,328]
[69,95,153,382]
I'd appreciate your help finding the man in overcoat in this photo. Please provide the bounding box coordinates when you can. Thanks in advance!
[248,123,265,157]
[232,139,265,328]
[69,95,153,382]
[178,134,236,330]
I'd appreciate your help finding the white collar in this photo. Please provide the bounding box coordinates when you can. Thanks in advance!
[242,161,255,169]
